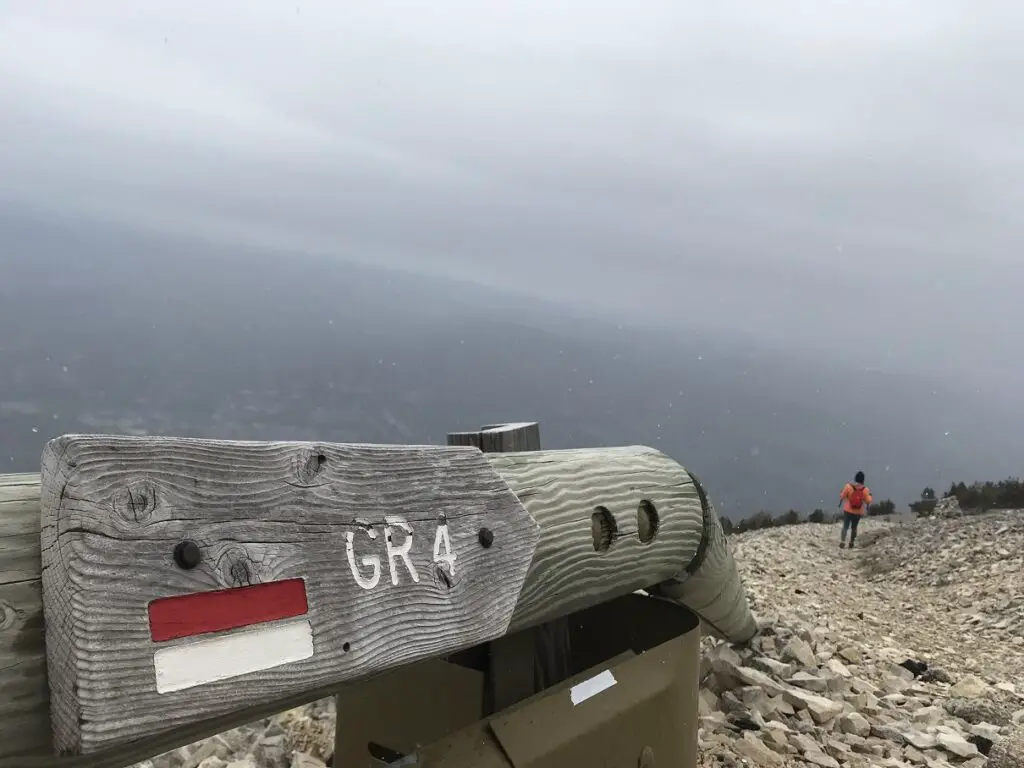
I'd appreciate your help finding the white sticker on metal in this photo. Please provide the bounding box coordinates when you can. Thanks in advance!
[569,669,617,705]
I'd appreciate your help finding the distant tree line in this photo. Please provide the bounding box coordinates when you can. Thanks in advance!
[909,477,1024,515]
[908,487,937,516]
[723,476,1024,533]
[721,498,897,535]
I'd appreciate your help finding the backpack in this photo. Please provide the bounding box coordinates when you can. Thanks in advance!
[848,485,866,511]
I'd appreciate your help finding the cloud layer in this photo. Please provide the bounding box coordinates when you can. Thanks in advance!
[2,1,1021,384]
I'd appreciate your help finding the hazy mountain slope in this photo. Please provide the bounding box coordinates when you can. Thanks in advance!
[0,210,1018,516]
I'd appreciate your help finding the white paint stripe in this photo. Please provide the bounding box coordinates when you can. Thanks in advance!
[153,619,314,694]
[569,669,617,705]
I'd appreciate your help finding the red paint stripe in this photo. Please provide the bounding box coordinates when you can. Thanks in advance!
[148,578,308,643]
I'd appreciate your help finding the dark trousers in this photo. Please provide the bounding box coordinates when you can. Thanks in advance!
[840,512,861,544]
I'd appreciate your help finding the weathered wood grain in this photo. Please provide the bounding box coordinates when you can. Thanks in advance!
[486,446,706,632]
[328,421,543,764]
[0,579,51,760]
[1,472,42,585]
[40,435,540,756]
[650,472,758,643]
[449,421,571,716]
[0,472,54,763]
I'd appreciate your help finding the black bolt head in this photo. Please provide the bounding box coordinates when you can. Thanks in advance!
[478,528,494,549]
[173,540,202,570]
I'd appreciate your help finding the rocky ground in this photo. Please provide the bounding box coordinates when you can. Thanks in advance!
[700,509,1024,768]
[132,697,336,768]
[133,510,1024,768]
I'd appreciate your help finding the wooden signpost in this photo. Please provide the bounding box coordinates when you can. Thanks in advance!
[40,436,538,756]
[38,432,709,757]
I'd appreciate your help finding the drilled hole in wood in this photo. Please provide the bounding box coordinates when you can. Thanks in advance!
[343,642,351,652]
[591,506,617,552]
[637,500,660,544]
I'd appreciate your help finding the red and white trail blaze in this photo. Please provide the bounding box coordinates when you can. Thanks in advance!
[147,578,313,693]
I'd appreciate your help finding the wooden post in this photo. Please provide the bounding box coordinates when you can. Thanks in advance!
[5,430,755,762]
[447,422,572,714]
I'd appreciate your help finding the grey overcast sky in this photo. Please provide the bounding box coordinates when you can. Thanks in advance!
[1,1,1021,383]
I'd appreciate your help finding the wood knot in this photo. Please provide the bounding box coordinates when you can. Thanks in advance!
[112,481,158,525]
[294,447,328,485]
[0,600,16,632]
[433,563,454,591]
[216,546,260,587]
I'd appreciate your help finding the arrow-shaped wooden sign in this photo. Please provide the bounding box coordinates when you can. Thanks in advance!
[39,435,710,757]
[40,435,541,757]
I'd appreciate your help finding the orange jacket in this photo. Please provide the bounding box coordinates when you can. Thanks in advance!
[840,482,872,515]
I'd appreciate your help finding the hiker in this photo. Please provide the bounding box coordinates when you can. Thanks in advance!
[839,471,872,548]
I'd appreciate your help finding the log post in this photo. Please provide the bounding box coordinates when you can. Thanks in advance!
[447,422,572,714]
[32,433,736,756]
